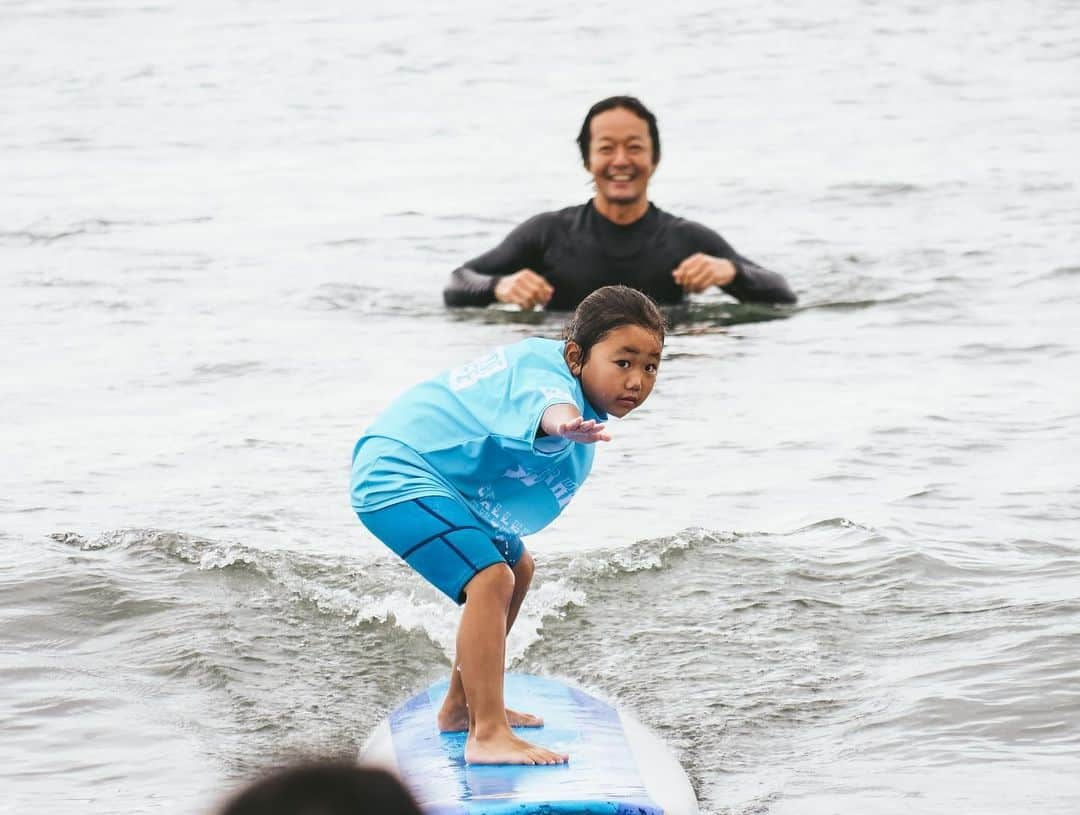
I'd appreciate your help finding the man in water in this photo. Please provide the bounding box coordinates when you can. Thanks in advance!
[443,95,797,311]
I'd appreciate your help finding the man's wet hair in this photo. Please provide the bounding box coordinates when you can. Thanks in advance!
[217,760,423,815]
[576,96,661,167]
[564,285,666,364]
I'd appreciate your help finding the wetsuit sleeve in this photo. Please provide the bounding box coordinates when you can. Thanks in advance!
[442,215,549,307]
[684,223,798,305]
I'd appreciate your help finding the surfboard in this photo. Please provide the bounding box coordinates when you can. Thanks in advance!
[361,673,698,815]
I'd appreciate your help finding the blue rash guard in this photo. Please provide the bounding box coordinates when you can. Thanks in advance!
[350,337,605,539]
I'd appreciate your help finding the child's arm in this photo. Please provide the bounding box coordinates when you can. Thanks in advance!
[538,404,611,444]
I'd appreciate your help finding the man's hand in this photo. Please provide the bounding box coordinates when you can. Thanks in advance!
[672,253,737,293]
[494,269,554,309]
[553,416,611,444]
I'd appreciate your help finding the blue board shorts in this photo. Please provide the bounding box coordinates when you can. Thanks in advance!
[358,495,525,605]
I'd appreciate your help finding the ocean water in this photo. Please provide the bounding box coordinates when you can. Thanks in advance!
[2,0,1079,812]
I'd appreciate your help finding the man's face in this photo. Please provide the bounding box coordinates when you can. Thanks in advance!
[587,107,656,207]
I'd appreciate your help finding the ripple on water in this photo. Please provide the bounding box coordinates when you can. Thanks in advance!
[512,521,1080,812]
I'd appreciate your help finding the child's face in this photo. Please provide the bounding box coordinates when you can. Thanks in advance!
[570,324,662,418]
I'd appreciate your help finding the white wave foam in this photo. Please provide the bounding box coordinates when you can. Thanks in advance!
[352,590,460,655]
[53,527,598,662]
[506,578,587,665]
[563,528,732,580]
[293,578,589,663]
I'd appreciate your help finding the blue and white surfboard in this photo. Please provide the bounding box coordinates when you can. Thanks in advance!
[361,673,698,815]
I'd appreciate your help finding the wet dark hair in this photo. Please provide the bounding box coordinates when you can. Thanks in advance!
[564,285,666,364]
[576,96,661,167]
[218,761,423,815]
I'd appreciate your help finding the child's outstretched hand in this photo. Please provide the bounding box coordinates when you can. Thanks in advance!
[555,416,611,444]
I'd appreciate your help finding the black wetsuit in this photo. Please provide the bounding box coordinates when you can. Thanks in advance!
[443,201,797,310]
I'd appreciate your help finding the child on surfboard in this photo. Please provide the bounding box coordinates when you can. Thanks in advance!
[350,285,666,765]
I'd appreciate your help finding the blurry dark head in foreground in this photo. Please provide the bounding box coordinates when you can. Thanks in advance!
[217,761,423,815]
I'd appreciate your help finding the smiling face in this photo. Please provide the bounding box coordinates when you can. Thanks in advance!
[587,106,657,209]
[566,323,663,418]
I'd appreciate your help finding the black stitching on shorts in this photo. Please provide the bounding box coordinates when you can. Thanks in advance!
[399,499,489,565]
[436,534,478,571]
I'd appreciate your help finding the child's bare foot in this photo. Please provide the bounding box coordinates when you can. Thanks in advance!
[465,731,568,765]
[438,705,543,733]
[505,708,543,728]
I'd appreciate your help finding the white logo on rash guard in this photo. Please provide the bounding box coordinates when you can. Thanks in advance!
[541,386,573,402]
[501,463,579,508]
[474,463,581,533]
[448,349,508,391]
